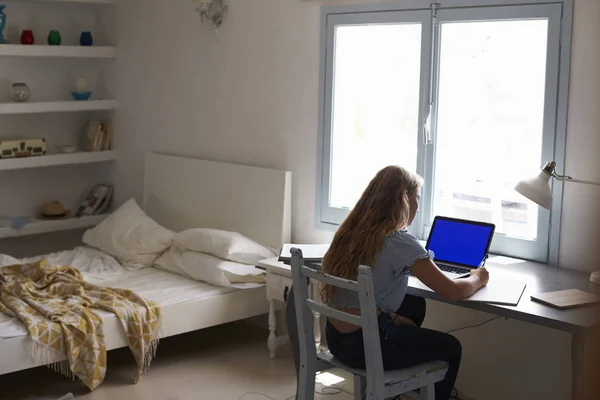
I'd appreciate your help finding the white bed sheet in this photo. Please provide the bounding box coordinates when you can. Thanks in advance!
[0,247,236,339]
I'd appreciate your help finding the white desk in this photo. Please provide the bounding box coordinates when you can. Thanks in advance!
[258,257,322,358]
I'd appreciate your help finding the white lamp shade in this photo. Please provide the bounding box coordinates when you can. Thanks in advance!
[514,170,553,210]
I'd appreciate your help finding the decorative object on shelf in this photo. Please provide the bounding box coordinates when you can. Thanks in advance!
[71,91,92,101]
[0,216,31,230]
[10,82,31,102]
[76,184,113,217]
[81,120,113,151]
[20,29,34,45]
[0,137,46,158]
[80,31,93,46]
[71,77,92,100]
[40,201,72,220]
[57,144,77,153]
[47,30,62,46]
[0,5,8,44]
[192,0,228,33]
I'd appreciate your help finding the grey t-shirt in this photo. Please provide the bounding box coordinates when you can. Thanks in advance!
[330,230,433,313]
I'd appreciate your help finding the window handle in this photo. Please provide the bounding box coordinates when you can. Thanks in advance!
[423,103,433,145]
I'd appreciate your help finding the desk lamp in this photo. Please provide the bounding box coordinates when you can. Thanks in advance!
[514,161,600,285]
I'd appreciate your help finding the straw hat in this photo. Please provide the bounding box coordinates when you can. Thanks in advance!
[40,201,72,220]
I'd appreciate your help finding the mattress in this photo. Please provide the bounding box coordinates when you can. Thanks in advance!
[0,247,237,339]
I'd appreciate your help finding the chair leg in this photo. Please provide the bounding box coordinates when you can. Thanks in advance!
[353,375,365,400]
[297,365,316,400]
[420,384,435,400]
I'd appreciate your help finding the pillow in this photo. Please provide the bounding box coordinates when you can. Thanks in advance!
[82,198,174,269]
[154,246,265,288]
[172,228,275,265]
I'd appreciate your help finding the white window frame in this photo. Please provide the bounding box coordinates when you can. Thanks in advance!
[315,0,573,265]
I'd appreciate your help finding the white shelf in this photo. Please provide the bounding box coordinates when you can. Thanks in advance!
[0,99,118,114]
[0,151,116,171]
[0,45,116,59]
[0,214,107,239]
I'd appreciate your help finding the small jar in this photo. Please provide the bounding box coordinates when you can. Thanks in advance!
[10,83,31,102]
[79,31,93,46]
[47,30,62,46]
[20,30,35,45]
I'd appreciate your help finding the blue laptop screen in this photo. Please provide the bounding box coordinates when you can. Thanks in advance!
[427,219,494,268]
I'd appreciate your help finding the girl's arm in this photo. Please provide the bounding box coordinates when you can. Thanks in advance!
[408,258,489,302]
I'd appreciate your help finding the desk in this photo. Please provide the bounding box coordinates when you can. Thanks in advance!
[261,255,600,399]
[408,256,600,400]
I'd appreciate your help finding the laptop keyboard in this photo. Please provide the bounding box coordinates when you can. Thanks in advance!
[438,263,470,275]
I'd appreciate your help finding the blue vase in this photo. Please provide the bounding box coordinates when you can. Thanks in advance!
[80,31,93,46]
[0,5,8,44]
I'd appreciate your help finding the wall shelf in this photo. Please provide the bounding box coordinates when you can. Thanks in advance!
[0,151,116,171]
[0,100,118,114]
[0,214,107,239]
[0,45,116,59]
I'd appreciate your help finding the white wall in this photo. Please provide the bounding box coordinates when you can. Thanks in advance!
[116,1,599,399]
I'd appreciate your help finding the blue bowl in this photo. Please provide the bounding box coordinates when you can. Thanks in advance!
[71,91,92,101]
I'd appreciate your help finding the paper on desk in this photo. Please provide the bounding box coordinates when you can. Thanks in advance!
[465,279,527,306]
[409,276,527,306]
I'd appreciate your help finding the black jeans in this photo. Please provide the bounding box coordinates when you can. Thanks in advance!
[325,295,462,400]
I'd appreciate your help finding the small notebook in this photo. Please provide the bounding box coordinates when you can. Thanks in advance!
[278,243,330,264]
[530,289,600,310]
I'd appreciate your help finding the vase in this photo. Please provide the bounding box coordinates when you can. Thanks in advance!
[0,5,8,44]
[79,31,93,46]
[47,30,61,46]
[20,30,34,45]
[10,83,31,103]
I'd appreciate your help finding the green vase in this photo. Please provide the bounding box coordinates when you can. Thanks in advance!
[47,30,61,45]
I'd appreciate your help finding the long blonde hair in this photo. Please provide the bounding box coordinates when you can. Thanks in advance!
[321,165,422,304]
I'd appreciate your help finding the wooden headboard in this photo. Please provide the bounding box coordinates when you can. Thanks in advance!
[143,153,291,252]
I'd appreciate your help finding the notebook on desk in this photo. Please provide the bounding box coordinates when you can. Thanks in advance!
[463,279,527,306]
[530,289,600,309]
[409,277,527,306]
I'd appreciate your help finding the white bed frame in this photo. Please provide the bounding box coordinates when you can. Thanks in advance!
[0,153,292,376]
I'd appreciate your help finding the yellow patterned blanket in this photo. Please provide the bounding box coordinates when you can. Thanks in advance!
[0,260,162,391]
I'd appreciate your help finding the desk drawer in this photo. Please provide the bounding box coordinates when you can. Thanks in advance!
[267,273,293,302]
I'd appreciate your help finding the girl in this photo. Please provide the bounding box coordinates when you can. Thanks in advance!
[322,165,489,400]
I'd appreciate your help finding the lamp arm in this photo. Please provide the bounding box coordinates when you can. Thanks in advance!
[554,176,600,186]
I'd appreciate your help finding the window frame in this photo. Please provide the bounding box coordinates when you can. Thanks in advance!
[315,0,573,265]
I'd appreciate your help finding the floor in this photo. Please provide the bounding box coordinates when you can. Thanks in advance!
[0,321,355,400]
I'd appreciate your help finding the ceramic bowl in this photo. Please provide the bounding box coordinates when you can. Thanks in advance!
[58,145,78,153]
[71,91,92,101]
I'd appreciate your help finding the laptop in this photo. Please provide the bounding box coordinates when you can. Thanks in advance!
[425,216,495,279]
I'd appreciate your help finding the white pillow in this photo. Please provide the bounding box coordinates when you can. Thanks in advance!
[154,246,265,288]
[82,198,174,269]
[172,228,275,265]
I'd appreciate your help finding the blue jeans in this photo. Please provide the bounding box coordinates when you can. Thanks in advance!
[325,295,461,400]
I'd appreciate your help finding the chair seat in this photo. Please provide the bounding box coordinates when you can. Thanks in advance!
[317,350,449,385]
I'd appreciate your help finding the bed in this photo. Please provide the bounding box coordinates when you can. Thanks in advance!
[0,152,292,376]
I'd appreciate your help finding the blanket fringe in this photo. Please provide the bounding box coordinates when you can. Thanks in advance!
[29,338,75,380]
[143,313,163,373]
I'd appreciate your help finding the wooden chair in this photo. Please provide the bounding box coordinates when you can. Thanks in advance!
[290,248,449,400]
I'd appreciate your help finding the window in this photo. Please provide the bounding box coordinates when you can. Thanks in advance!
[317,1,572,263]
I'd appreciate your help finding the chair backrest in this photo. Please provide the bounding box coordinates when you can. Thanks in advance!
[290,248,385,394]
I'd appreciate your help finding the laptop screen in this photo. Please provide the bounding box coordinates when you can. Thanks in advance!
[426,217,495,268]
